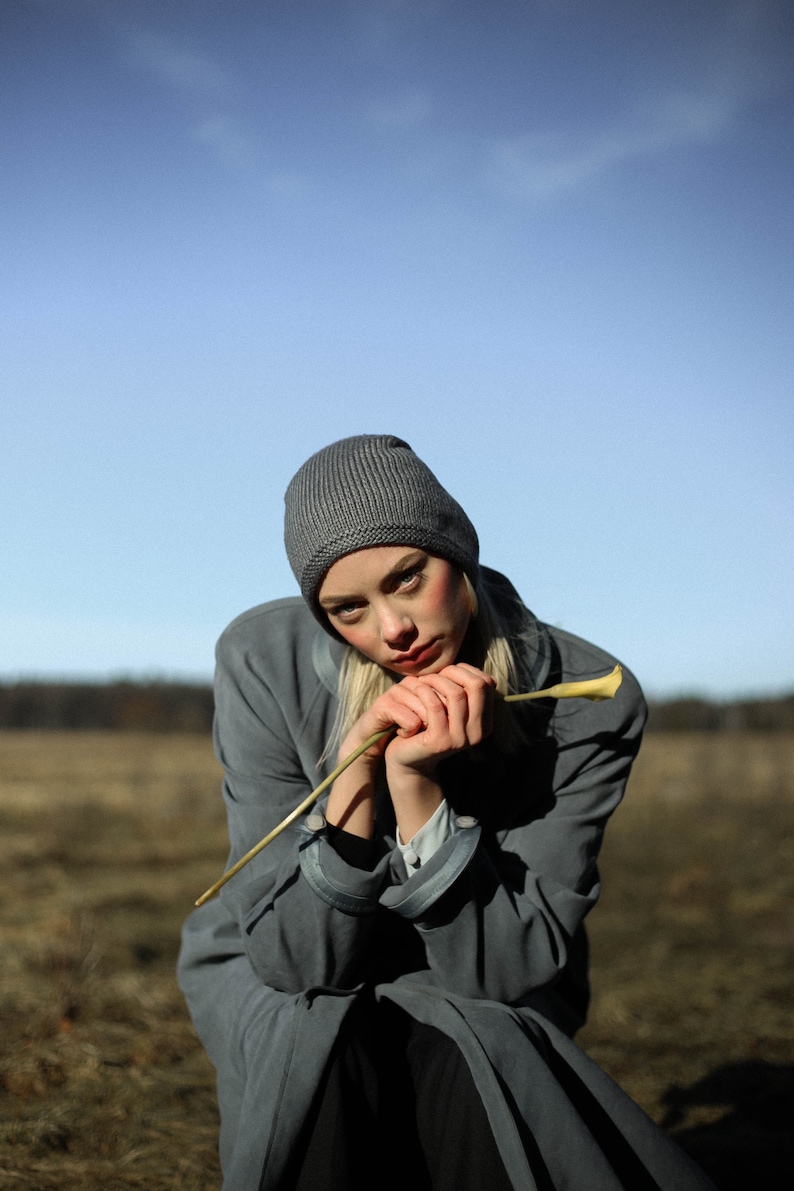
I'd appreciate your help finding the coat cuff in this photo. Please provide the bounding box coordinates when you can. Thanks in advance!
[325,823,380,871]
[378,817,481,920]
[298,825,388,916]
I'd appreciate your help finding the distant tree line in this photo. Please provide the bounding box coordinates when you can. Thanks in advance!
[0,681,792,732]
[0,682,214,732]
[645,694,794,732]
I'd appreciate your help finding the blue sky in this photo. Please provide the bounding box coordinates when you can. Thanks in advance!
[2,0,792,697]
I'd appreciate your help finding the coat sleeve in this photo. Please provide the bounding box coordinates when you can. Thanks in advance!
[213,618,393,994]
[377,641,648,1005]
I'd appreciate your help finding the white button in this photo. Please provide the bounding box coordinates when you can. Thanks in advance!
[455,815,479,829]
[305,813,325,832]
[403,847,420,867]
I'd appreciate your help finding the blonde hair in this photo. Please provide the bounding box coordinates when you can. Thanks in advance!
[326,572,528,758]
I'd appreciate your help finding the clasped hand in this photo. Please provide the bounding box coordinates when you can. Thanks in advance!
[341,663,496,775]
[328,664,495,841]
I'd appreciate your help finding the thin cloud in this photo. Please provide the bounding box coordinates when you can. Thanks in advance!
[125,29,227,93]
[266,172,311,199]
[190,122,307,189]
[365,88,433,128]
[483,0,788,202]
[190,117,260,170]
[487,87,738,201]
[121,28,259,172]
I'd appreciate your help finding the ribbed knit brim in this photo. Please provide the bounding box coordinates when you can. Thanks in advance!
[284,434,479,631]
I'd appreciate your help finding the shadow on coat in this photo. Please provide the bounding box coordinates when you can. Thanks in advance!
[661,1061,794,1190]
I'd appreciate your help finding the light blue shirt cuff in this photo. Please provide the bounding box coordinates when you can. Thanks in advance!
[395,799,454,875]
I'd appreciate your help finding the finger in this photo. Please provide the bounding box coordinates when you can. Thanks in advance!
[376,685,431,736]
[409,679,468,750]
[441,665,496,729]
[438,662,497,689]
[451,667,495,741]
[414,672,469,712]
[420,669,493,745]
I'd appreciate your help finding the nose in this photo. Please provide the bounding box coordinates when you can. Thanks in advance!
[377,603,417,650]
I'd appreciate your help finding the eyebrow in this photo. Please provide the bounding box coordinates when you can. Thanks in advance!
[318,549,427,609]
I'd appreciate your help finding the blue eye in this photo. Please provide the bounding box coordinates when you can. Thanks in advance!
[334,603,359,617]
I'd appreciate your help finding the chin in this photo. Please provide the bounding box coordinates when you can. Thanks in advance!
[411,648,457,676]
[418,656,451,675]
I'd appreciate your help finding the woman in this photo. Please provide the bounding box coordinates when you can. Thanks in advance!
[179,434,714,1190]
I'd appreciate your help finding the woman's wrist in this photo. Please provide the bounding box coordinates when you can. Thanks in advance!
[385,759,444,842]
[337,721,393,767]
[336,739,381,770]
[326,751,379,837]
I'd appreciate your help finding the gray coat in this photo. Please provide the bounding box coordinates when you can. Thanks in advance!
[178,578,714,1191]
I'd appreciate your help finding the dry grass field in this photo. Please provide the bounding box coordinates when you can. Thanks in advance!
[0,730,792,1190]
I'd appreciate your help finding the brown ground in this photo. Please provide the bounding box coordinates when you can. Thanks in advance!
[0,731,792,1190]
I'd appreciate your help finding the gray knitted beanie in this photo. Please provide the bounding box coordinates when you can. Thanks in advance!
[284,434,479,628]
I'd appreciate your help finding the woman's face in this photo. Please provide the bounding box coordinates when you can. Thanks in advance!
[317,546,473,676]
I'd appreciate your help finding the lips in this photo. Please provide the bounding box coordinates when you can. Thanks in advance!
[392,640,439,668]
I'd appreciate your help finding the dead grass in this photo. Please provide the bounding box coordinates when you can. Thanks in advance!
[578,733,794,1188]
[0,730,792,1189]
[0,733,225,1190]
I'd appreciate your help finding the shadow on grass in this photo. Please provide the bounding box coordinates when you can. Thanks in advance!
[662,1061,794,1190]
